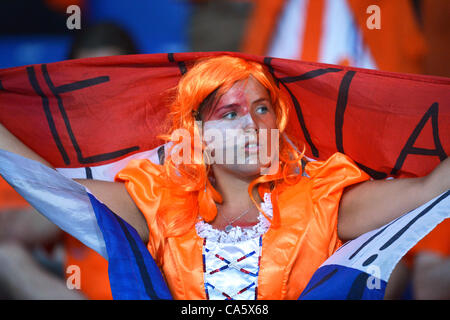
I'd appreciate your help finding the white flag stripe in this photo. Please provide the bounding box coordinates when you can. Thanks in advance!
[0,150,108,258]
[56,144,167,181]
[323,192,449,281]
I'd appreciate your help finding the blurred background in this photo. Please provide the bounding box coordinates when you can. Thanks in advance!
[0,0,449,300]
[0,0,449,76]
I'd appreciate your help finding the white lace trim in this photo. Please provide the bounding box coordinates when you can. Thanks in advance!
[195,193,273,243]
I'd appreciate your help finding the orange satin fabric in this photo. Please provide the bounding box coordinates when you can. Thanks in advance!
[116,152,370,299]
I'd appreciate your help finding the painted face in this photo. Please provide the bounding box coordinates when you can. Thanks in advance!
[201,77,279,176]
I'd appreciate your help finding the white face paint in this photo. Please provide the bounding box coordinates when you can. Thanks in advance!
[203,113,257,164]
[200,77,280,176]
[202,115,279,175]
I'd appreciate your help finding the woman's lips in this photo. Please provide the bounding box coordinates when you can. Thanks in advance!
[244,140,259,153]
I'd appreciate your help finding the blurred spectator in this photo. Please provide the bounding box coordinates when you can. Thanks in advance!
[0,177,84,299]
[68,22,138,59]
[240,0,450,77]
[189,0,252,52]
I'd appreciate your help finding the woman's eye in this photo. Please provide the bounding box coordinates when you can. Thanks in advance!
[222,111,237,120]
[256,105,269,114]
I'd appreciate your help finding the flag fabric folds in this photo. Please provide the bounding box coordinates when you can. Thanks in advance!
[0,52,448,179]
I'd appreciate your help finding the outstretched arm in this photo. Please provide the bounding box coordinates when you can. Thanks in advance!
[0,123,149,243]
[338,157,449,241]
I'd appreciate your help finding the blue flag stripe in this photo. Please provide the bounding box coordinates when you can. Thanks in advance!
[299,265,387,300]
[111,212,159,299]
[88,193,172,300]
[301,268,339,296]
[346,272,372,300]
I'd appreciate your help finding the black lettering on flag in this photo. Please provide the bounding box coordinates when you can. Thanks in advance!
[157,145,165,165]
[362,254,378,266]
[391,102,447,175]
[280,67,342,83]
[56,76,110,94]
[263,57,279,87]
[379,190,448,251]
[349,214,403,260]
[34,64,139,165]
[168,53,187,75]
[281,83,319,157]
[85,167,93,179]
[334,71,388,179]
[335,71,356,154]
[348,190,448,270]
[27,66,71,165]
[354,161,387,180]
[346,272,371,300]
[263,57,344,158]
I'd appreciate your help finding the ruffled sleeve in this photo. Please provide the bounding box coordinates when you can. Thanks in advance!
[305,152,371,254]
[115,159,164,258]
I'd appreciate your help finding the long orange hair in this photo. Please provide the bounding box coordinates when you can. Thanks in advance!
[154,55,305,255]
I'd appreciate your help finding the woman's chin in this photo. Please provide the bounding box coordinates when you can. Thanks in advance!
[214,162,266,178]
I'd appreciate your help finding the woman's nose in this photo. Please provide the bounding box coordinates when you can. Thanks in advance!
[243,113,258,133]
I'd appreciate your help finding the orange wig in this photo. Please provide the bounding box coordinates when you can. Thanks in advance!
[155,55,305,244]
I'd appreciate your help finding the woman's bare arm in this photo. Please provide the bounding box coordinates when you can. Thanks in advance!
[0,123,149,243]
[338,157,449,241]
[0,123,53,168]
[74,179,149,243]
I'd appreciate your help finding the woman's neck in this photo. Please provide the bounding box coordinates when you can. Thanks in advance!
[210,166,262,229]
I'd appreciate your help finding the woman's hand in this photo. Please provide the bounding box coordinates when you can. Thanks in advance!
[338,157,449,241]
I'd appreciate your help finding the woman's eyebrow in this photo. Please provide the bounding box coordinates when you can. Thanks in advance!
[214,103,240,111]
[252,97,269,105]
[215,98,269,112]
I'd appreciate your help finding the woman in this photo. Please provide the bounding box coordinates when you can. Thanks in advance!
[0,55,449,299]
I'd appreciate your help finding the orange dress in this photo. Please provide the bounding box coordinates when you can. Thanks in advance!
[116,152,370,299]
